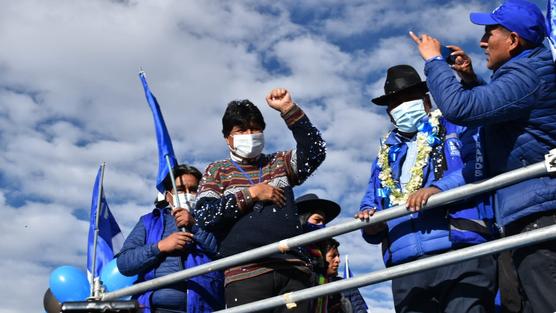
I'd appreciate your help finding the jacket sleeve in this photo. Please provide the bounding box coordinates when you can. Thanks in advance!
[425,59,541,126]
[116,219,162,277]
[359,159,387,244]
[190,224,219,257]
[282,104,327,186]
[360,159,380,211]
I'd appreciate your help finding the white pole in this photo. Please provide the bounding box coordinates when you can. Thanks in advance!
[345,255,350,279]
[165,155,187,232]
[90,162,106,298]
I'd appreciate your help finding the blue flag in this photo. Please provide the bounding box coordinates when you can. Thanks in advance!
[139,71,178,193]
[87,165,124,281]
[342,255,369,311]
[548,0,556,61]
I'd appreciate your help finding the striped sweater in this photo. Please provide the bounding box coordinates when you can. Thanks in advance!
[194,104,326,281]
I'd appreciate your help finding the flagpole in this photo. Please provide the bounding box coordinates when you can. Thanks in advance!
[165,154,187,232]
[90,162,106,298]
[345,255,350,279]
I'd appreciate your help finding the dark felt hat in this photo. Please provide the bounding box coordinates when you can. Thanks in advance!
[295,193,341,224]
[372,65,428,106]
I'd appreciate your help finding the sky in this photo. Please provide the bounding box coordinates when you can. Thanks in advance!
[0,0,549,312]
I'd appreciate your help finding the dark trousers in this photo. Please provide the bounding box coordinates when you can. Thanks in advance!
[505,211,556,313]
[225,268,312,313]
[392,254,497,313]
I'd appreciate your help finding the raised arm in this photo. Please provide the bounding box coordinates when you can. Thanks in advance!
[265,88,327,185]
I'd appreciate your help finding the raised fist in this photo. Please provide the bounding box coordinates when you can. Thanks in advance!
[265,88,294,114]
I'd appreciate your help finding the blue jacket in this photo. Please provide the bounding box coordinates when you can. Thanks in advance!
[116,208,223,313]
[360,117,495,265]
[425,46,556,227]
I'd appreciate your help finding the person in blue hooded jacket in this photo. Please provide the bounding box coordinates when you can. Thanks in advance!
[410,0,556,311]
[357,65,497,312]
[117,164,224,313]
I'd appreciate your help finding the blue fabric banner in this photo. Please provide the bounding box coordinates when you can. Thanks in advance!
[139,71,178,193]
[87,165,124,281]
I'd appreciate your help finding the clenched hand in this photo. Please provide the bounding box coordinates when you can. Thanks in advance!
[248,182,286,207]
[157,232,194,253]
[266,88,294,114]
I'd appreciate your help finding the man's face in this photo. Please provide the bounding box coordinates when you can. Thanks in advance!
[307,211,326,225]
[386,91,431,123]
[165,173,199,205]
[326,247,340,277]
[225,125,263,148]
[480,25,513,70]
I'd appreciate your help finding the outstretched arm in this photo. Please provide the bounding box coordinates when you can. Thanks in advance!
[265,88,327,185]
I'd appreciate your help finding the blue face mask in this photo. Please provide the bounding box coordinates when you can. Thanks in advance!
[303,222,326,232]
[389,99,427,133]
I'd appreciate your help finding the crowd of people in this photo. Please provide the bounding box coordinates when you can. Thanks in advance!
[115,0,556,312]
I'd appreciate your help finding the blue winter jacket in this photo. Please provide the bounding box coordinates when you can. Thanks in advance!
[360,117,495,266]
[425,46,556,227]
[116,207,223,312]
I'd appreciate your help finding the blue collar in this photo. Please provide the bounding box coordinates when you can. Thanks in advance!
[509,48,533,62]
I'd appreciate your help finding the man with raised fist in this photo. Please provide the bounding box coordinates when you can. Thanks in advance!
[194,88,327,311]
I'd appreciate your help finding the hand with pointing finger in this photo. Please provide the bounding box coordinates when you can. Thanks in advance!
[409,31,442,61]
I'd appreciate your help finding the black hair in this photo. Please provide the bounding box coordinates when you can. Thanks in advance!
[162,164,202,192]
[222,99,266,137]
[325,238,340,252]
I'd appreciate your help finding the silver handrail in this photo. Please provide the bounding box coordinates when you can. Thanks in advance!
[102,158,552,300]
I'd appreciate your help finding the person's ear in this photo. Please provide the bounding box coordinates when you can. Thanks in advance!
[225,135,234,148]
[508,32,521,54]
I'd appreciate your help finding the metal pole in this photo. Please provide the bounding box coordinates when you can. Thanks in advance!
[102,161,549,300]
[165,155,187,232]
[217,224,556,313]
[90,162,106,298]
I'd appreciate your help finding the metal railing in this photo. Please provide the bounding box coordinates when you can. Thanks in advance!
[101,152,556,308]
[217,223,556,313]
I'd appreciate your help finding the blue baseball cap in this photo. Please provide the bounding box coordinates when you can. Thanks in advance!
[470,0,546,45]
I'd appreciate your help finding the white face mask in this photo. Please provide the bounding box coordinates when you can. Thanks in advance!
[230,133,265,159]
[170,192,196,210]
[389,99,427,133]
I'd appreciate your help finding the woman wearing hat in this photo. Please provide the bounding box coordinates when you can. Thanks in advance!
[296,193,341,313]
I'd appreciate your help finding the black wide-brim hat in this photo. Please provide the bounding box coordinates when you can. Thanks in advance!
[372,64,428,106]
[295,193,341,224]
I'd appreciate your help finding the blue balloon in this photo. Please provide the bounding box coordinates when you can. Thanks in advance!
[49,266,90,302]
[100,259,137,293]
